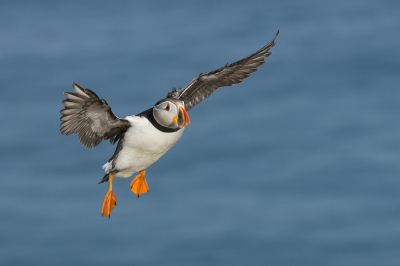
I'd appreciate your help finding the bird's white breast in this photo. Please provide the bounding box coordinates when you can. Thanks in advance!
[106,115,184,178]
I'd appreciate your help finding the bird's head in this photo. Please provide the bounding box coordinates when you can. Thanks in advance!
[153,98,190,129]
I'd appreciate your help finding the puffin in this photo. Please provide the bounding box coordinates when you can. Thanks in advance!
[60,30,279,218]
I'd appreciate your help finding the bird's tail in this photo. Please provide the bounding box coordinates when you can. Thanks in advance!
[98,173,110,184]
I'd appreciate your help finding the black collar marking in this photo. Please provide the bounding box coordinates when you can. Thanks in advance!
[136,108,180,133]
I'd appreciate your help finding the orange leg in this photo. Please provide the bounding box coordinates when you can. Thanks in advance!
[130,169,149,197]
[101,174,117,218]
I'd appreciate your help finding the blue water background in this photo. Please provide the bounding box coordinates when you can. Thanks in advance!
[1,0,400,265]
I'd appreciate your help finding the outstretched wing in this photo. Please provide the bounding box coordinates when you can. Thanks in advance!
[167,30,279,111]
[60,83,130,148]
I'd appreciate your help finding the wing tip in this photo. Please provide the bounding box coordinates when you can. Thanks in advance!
[274,30,280,40]
[269,30,279,45]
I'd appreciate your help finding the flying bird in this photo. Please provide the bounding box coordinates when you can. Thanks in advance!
[60,30,279,218]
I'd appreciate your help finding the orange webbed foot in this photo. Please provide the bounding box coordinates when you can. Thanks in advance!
[130,169,148,197]
[101,174,117,218]
[101,190,117,218]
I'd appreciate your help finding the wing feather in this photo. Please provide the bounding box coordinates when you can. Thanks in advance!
[60,83,130,148]
[167,30,279,111]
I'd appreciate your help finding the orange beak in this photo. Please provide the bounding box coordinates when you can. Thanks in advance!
[177,105,190,128]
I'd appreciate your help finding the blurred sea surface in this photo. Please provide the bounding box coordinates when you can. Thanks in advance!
[1,0,400,265]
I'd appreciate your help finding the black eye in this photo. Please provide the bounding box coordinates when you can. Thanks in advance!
[165,104,170,111]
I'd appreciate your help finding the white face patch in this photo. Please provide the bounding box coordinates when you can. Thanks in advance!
[153,101,179,128]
